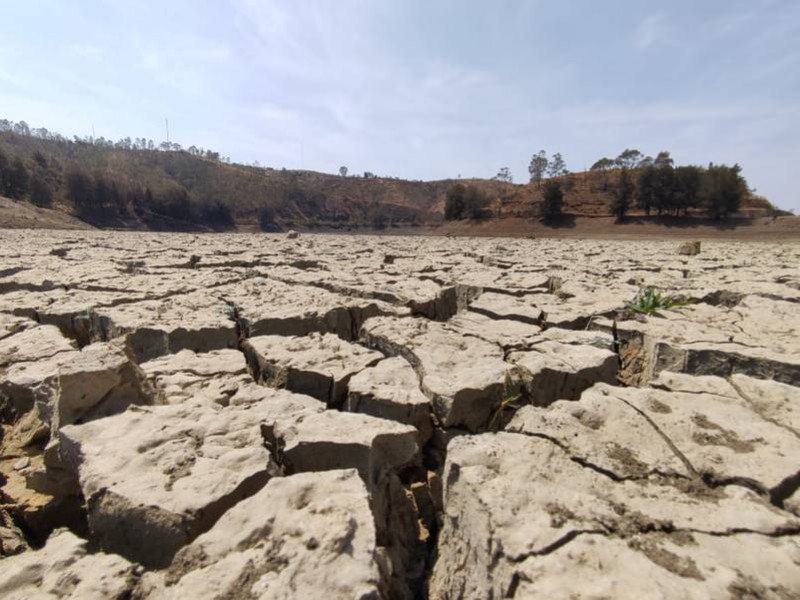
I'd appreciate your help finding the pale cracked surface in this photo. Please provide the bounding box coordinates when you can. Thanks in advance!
[1,230,799,599]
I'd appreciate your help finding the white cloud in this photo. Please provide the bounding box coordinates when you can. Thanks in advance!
[634,14,666,49]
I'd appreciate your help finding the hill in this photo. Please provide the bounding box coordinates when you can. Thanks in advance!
[0,126,788,234]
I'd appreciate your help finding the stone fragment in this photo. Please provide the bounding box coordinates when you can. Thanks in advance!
[508,340,618,407]
[141,348,250,405]
[266,409,419,483]
[218,276,402,341]
[346,356,433,445]
[678,240,701,255]
[91,291,238,362]
[243,333,382,407]
[361,316,513,431]
[59,391,323,567]
[0,529,139,599]
[144,470,382,600]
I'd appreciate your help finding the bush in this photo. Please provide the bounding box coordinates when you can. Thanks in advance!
[626,287,688,315]
[259,206,279,231]
[445,184,490,220]
[445,184,466,220]
[541,180,564,223]
[199,200,235,230]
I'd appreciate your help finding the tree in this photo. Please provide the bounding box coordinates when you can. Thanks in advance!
[339,166,348,178]
[6,158,29,199]
[495,167,513,183]
[702,163,746,220]
[654,151,674,169]
[463,186,491,219]
[29,172,53,207]
[541,180,564,223]
[0,148,8,196]
[66,168,95,213]
[528,150,548,188]
[636,166,657,215]
[615,149,643,169]
[547,152,567,177]
[673,166,702,215]
[610,168,634,221]
[590,157,615,171]
[445,184,466,220]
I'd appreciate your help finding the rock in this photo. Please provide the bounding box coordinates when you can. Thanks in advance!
[0,323,75,370]
[243,333,383,407]
[467,291,544,325]
[141,348,250,405]
[265,409,419,484]
[0,509,28,557]
[287,230,299,239]
[0,529,139,599]
[146,470,383,600]
[429,432,800,599]
[508,340,618,407]
[217,276,401,341]
[361,316,513,431]
[346,356,433,445]
[595,295,800,386]
[678,240,701,255]
[59,391,323,567]
[91,291,238,362]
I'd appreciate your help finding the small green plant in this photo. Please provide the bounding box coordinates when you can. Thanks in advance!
[626,286,688,316]
[488,374,523,432]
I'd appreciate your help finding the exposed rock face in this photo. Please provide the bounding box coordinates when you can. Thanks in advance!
[0,529,139,599]
[140,348,250,405]
[508,340,618,407]
[361,316,513,431]
[1,231,799,599]
[91,291,238,362]
[143,470,382,600]
[429,432,800,599]
[243,333,383,407]
[346,356,433,445]
[59,392,322,568]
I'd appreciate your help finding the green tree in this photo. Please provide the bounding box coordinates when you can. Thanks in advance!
[636,165,657,215]
[541,180,564,223]
[339,166,348,177]
[528,150,548,188]
[615,149,643,169]
[29,172,53,207]
[702,163,746,220]
[0,148,9,196]
[547,152,567,177]
[610,168,634,221]
[445,184,466,220]
[673,166,702,215]
[495,167,512,183]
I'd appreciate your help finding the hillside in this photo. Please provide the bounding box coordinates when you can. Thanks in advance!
[0,129,785,233]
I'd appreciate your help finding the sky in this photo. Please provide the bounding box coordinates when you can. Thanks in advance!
[1,0,798,211]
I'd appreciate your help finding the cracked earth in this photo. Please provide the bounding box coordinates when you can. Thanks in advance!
[0,230,798,599]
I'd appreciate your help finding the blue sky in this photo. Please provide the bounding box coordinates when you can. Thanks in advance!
[1,0,798,210]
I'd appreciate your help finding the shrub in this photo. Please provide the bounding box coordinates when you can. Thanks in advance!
[541,180,564,223]
[259,206,279,231]
[626,287,688,316]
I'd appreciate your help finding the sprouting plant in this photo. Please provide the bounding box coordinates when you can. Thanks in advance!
[488,373,523,432]
[626,286,688,316]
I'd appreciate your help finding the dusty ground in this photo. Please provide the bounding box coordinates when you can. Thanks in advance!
[1,229,799,599]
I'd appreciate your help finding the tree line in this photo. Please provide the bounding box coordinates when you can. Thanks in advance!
[603,150,747,220]
[0,118,230,163]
